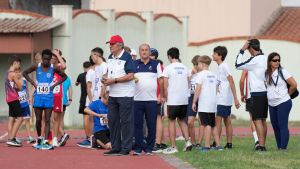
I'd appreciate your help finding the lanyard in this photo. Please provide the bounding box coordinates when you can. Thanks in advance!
[271,71,279,87]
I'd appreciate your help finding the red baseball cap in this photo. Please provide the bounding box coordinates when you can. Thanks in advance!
[106,35,124,44]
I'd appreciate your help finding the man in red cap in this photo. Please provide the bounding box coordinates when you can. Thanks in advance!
[102,35,136,156]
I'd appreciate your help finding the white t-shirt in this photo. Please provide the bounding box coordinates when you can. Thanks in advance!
[196,70,217,113]
[216,62,233,106]
[85,68,98,106]
[134,60,162,101]
[266,68,291,107]
[162,62,189,105]
[189,70,199,95]
[94,62,108,97]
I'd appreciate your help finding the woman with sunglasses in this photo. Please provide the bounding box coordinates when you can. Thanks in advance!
[265,52,297,150]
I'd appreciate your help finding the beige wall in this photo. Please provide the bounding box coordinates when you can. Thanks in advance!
[251,0,281,34]
[188,39,300,120]
[91,0,254,42]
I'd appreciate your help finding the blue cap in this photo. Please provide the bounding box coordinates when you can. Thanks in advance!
[150,48,159,58]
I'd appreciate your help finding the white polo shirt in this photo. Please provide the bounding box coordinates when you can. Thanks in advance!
[196,70,217,113]
[266,68,291,107]
[134,59,162,101]
[85,68,98,106]
[216,62,233,106]
[107,50,136,97]
[162,62,190,106]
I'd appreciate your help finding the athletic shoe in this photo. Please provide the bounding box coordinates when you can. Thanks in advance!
[27,136,35,144]
[104,150,121,156]
[163,147,178,154]
[194,143,202,149]
[210,141,216,148]
[183,139,193,152]
[16,138,22,144]
[200,147,210,153]
[145,152,153,156]
[41,142,54,150]
[6,138,22,147]
[214,146,224,151]
[120,151,130,156]
[77,139,91,148]
[59,133,70,147]
[152,144,163,153]
[255,146,267,152]
[52,137,59,147]
[224,143,232,149]
[176,136,185,141]
[33,137,43,149]
[255,141,259,148]
[160,143,168,149]
[132,151,142,156]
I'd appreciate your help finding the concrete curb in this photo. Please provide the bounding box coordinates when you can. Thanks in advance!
[158,154,197,169]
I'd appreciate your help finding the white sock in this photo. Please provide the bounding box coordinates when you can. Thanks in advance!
[253,131,258,142]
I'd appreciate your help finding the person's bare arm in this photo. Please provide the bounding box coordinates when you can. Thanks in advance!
[53,49,66,69]
[52,68,67,88]
[163,77,168,102]
[22,64,38,88]
[10,72,23,91]
[102,73,134,86]
[227,75,240,109]
[239,70,247,102]
[286,77,297,95]
[68,85,73,105]
[192,84,201,112]
[86,81,93,103]
[158,77,164,103]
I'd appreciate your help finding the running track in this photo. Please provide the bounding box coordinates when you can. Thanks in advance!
[1,122,300,169]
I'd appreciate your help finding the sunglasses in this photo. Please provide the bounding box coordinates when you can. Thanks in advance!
[271,59,280,62]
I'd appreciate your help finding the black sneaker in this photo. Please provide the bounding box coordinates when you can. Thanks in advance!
[224,143,232,149]
[255,145,266,152]
[6,138,22,147]
[210,141,216,148]
[160,143,168,149]
[120,151,130,156]
[103,150,121,156]
[152,144,162,153]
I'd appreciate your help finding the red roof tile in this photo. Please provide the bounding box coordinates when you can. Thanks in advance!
[262,7,300,41]
[0,18,64,33]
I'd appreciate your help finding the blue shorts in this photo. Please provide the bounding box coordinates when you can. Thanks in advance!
[22,106,31,119]
[216,105,232,118]
[33,96,53,109]
[187,95,197,117]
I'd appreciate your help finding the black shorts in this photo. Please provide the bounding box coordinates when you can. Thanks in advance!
[245,98,252,113]
[8,100,23,118]
[157,104,164,116]
[251,95,268,121]
[167,105,187,120]
[94,130,110,145]
[63,105,67,112]
[78,103,87,115]
[199,112,216,127]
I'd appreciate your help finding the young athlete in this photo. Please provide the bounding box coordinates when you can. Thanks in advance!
[192,55,223,152]
[23,49,67,150]
[187,55,204,148]
[84,91,111,150]
[16,68,35,144]
[162,47,192,154]
[212,46,240,149]
[5,55,24,147]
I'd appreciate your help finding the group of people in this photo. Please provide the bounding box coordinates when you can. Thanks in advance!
[4,35,297,155]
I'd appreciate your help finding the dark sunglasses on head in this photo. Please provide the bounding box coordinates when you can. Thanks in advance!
[271,59,280,62]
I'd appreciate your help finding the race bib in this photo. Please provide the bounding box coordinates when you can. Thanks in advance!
[18,91,27,103]
[37,84,50,95]
[191,84,196,92]
[53,85,60,94]
[99,117,108,126]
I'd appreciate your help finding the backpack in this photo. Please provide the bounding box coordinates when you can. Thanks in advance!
[278,68,299,99]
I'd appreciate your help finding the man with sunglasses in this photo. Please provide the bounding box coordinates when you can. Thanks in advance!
[235,39,268,151]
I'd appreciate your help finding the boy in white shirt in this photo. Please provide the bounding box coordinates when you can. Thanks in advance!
[192,55,223,152]
[212,46,240,149]
[162,47,192,154]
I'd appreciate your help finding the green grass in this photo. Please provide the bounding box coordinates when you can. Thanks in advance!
[173,137,300,169]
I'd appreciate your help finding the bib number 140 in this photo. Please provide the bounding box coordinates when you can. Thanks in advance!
[37,86,50,94]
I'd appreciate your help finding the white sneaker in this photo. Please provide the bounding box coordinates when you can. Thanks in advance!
[163,147,178,154]
[52,137,59,147]
[175,136,185,141]
[183,139,193,152]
